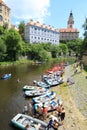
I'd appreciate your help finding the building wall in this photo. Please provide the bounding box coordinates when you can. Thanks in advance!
[25,24,59,44]
[0,1,11,28]
[59,32,79,41]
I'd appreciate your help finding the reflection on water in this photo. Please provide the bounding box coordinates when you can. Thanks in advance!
[0,63,50,130]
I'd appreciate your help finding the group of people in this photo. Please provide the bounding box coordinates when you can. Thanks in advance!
[34,102,48,120]
[73,61,83,74]
[47,99,65,130]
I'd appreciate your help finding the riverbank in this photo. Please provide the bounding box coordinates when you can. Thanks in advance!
[50,64,87,130]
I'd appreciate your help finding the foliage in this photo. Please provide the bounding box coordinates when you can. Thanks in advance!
[67,38,83,57]
[21,41,31,56]
[81,18,87,54]
[50,44,60,58]
[0,38,7,61]
[18,21,25,40]
[26,43,52,62]
[59,43,68,55]
[82,18,87,38]
[5,28,22,61]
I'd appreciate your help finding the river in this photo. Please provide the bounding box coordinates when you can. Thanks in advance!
[0,63,51,130]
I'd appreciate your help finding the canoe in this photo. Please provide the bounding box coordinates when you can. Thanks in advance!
[33,91,56,103]
[11,113,47,130]
[1,73,11,79]
[24,87,49,97]
[37,81,50,89]
[23,85,35,91]
[44,78,60,87]
[34,98,62,112]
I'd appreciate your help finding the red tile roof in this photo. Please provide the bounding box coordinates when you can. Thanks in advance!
[26,20,59,32]
[59,28,79,33]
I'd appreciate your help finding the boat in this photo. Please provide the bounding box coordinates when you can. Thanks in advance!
[23,85,35,91]
[33,91,56,103]
[43,74,63,87]
[11,113,47,130]
[24,87,49,97]
[34,98,62,112]
[34,99,58,113]
[37,81,50,89]
[1,73,11,79]
[44,78,60,87]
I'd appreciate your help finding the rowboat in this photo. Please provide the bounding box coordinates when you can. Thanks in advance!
[33,91,56,103]
[11,113,47,130]
[23,85,35,91]
[1,73,11,79]
[24,87,49,97]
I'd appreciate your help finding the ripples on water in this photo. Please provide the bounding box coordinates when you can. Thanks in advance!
[0,63,51,130]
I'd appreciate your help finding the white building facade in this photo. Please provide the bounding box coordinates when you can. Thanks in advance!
[24,20,59,44]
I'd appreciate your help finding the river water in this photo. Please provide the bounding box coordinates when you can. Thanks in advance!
[0,63,51,130]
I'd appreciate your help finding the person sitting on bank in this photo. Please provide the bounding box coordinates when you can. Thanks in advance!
[47,115,58,130]
[43,104,48,120]
[60,107,65,125]
[53,119,59,130]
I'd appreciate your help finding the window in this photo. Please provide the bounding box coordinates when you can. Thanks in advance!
[0,15,3,21]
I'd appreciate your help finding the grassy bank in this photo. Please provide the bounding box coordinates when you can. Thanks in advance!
[50,64,87,130]
[0,59,34,67]
[0,56,76,67]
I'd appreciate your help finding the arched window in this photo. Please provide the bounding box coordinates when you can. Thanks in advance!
[0,15,3,21]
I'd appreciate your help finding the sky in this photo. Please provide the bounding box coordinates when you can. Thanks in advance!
[3,0,87,38]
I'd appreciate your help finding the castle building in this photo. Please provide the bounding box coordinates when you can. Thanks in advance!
[59,11,79,41]
[0,0,11,28]
[24,20,59,44]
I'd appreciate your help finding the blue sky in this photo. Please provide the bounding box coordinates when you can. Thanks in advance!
[4,0,87,38]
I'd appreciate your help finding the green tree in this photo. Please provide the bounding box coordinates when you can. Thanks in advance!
[81,18,87,55]
[82,18,87,38]
[0,26,5,35]
[5,28,22,61]
[67,39,82,56]
[0,38,7,61]
[50,44,60,58]
[18,21,25,40]
[59,43,68,56]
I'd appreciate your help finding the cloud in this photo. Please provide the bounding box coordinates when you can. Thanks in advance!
[3,0,51,24]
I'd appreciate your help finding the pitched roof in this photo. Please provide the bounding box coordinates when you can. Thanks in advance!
[26,20,59,32]
[59,28,79,33]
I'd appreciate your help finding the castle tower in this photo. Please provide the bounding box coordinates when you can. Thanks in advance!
[67,11,74,28]
[0,0,11,28]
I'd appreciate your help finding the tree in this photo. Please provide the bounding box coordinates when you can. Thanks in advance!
[0,38,7,61]
[50,44,60,58]
[82,18,87,38]
[67,39,82,56]
[59,43,68,56]
[5,28,22,61]
[78,19,87,59]
[18,21,25,40]
[0,26,5,35]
